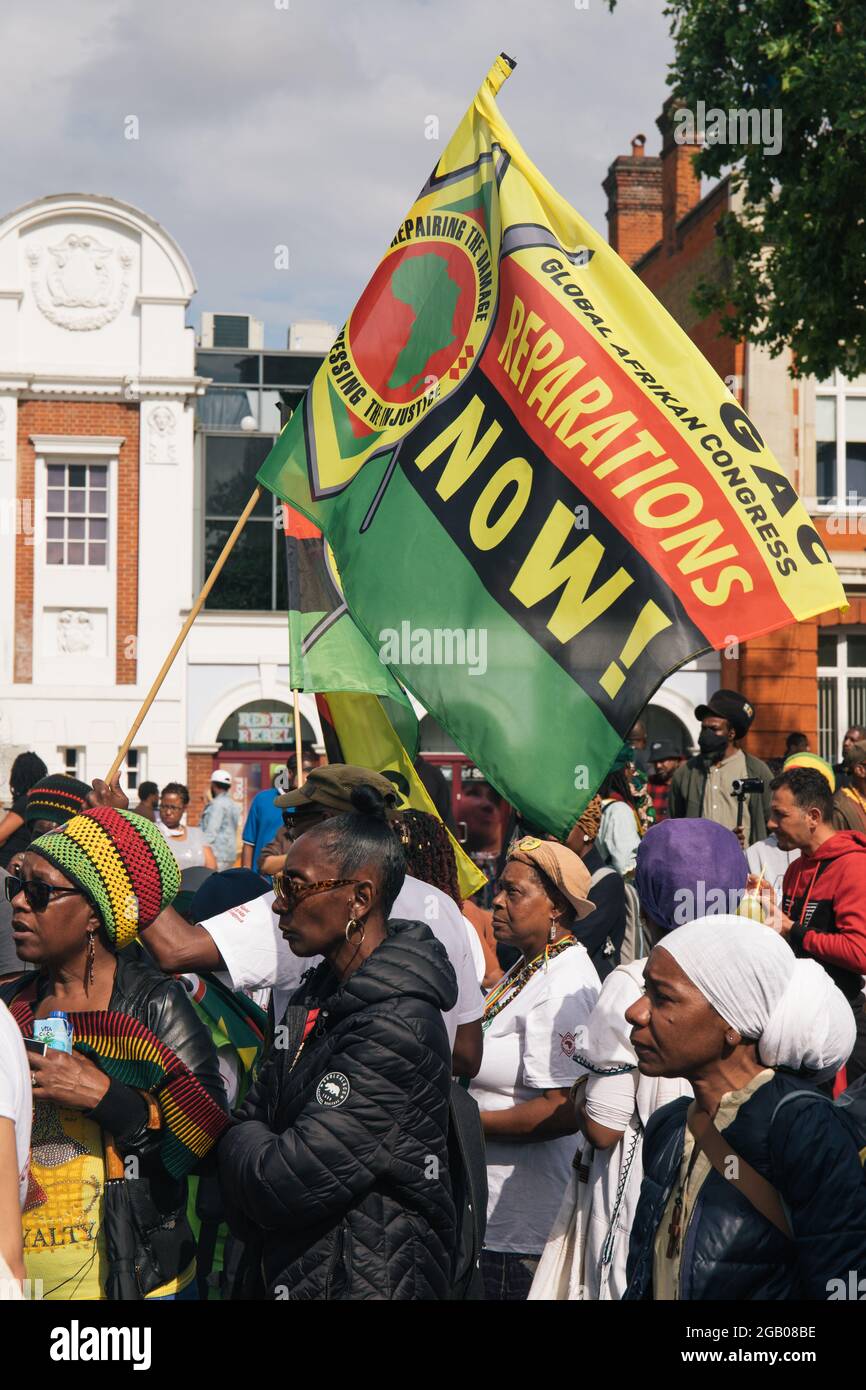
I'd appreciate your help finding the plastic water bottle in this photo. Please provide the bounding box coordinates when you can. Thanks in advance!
[33,1011,74,1054]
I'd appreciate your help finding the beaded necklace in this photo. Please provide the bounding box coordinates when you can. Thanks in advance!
[482,935,576,1030]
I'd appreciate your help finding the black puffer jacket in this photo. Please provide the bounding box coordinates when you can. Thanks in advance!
[218,919,458,1300]
[624,1072,866,1300]
[2,947,228,1297]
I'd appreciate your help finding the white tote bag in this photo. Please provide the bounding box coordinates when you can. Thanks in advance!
[527,1140,594,1301]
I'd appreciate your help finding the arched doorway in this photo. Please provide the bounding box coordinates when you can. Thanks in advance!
[214,698,317,819]
[643,704,693,755]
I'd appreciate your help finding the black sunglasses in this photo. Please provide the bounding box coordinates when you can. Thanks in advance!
[281,809,325,836]
[4,874,84,914]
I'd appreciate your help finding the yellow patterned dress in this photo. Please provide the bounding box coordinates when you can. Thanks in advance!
[22,1100,195,1299]
[22,1102,106,1299]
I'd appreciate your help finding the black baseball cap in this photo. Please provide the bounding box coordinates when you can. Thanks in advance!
[694,689,755,738]
[649,740,683,763]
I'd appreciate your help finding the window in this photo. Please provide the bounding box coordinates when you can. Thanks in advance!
[122,749,145,792]
[262,354,320,388]
[195,349,319,431]
[45,462,108,565]
[196,352,259,384]
[815,373,866,507]
[195,386,302,431]
[203,435,287,610]
[817,628,866,762]
[60,747,84,779]
[195,347,329,610]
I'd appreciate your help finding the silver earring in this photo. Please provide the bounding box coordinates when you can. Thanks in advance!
[549,917,557,943]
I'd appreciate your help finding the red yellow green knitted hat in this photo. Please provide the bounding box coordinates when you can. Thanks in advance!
[782,751,836,792]
[28,806,181,947]
[23,774,91,826]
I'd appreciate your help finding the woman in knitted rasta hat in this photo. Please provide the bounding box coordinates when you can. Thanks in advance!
[27,806,181,948]
[1,807,227,1301]
[23,774,92,838]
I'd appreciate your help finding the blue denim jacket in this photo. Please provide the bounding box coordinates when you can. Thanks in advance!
[201,793,241,870]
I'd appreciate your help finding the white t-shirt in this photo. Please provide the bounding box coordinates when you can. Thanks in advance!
[746,835,800,902]
[391,878,484,1046]
[197,892,309,1023]
[158,823,210,870]
[197,876,484,1047]
[0,1000,32,1209]
[464,915,486,987]
[470,943,601,1255]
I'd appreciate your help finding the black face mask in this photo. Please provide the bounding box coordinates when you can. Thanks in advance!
[698,728,729,761]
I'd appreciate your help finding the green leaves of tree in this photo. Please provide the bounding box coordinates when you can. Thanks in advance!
[607,0,866,378]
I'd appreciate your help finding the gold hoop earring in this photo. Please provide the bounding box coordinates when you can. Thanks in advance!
[86,931,96,989]
[345,917,365,945]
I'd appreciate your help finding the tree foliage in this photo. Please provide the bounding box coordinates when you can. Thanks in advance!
[608,0,866,379]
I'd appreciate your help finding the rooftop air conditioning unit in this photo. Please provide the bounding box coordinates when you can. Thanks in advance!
[201,313,264,349]
[287,321,338,353]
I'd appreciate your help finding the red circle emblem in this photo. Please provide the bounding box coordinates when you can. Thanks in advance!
[347,241,477,406]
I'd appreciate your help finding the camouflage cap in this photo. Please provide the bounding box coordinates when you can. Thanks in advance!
[275,763,401,818]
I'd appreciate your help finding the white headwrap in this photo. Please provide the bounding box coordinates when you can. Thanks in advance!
[658,915,855,1082]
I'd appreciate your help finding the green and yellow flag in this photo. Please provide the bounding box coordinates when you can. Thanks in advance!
[259,54,844,839]
[283,505,407,703]
[282,505,486,898]
[316,690,487,901]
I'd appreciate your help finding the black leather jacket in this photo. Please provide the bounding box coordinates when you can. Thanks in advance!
[2,947,228,1297]
[624,1072,866,1300]
[219,919,458,1300]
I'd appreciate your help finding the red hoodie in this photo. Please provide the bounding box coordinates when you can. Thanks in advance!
[782,830,866,1002]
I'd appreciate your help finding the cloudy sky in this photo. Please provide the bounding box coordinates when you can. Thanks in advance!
[2,0,675,346]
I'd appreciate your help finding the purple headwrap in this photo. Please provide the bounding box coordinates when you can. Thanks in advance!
[635,818,748,933]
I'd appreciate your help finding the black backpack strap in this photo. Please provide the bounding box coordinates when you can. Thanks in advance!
[770,1089,834,1127]
[446,1080,488,1300]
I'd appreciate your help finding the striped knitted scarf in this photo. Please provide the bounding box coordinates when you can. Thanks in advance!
[11,987,229,1179]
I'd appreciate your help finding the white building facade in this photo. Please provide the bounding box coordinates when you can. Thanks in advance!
[0,193,323,819]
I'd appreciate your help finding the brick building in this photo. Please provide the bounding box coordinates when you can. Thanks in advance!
[0,194,325,823]
[604,99,866,766]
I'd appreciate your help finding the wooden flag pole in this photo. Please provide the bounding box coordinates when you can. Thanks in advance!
[292,692,306,788]
[105,484,263,786]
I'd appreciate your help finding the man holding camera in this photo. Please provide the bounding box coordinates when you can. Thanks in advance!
[667,689,773,848]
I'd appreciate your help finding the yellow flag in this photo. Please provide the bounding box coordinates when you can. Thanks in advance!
[321,690,488,900]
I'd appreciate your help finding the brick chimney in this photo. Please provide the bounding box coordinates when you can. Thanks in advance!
[603,134,662,266]
[656,95,702,253]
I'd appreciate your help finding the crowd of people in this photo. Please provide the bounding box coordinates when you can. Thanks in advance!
[0,685,865,1302]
